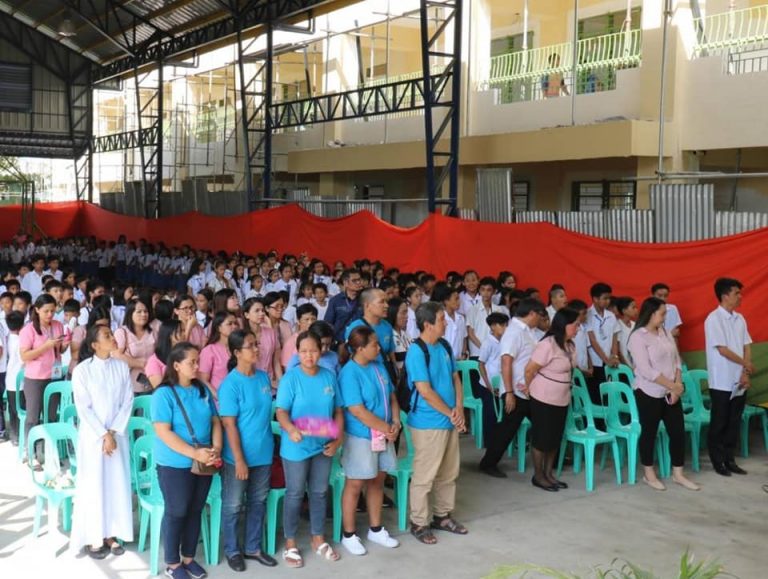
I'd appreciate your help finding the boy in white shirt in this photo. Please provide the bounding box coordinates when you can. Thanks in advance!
[568,300,593,380]
[3,311,24,445]
[585,282,619,414]
[478,312,510,396]
[651,282,683,340]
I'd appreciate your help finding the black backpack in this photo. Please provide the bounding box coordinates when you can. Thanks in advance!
[396,337,453,413]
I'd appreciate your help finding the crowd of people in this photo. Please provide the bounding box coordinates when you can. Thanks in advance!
[0,235,757,578]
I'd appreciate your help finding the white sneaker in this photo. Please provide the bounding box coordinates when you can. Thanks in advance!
[341,534,368,556]
[367,527,400,549]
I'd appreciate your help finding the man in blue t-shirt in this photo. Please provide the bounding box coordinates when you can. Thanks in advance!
[345,288,396,368]
[405,302,468,545]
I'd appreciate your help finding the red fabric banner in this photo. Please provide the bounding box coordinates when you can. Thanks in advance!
[4,201,767,353]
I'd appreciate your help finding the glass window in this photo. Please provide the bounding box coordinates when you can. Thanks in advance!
[572,181,636,211]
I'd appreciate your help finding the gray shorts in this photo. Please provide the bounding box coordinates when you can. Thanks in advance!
[341,434,397,480]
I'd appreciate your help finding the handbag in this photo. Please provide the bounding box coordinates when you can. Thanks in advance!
[169,386,220,476]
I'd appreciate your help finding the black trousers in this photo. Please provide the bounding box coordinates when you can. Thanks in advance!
[586,366,607,429]
[469,367,498,448]
[480,396,530,468]
[708,389,746,466]
[635,389,685,467]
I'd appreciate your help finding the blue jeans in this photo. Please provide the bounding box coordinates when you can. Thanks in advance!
[156,466,212,565]
[282,453,332,539]
[221,462,271,557]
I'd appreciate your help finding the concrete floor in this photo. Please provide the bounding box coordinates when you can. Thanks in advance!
[1,433,765,579]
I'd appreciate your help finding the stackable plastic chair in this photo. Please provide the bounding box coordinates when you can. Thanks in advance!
[387,410,414,531]
[456,360,484,449]
[42,380,73,423]
[264,421,286,556]
[132,395,152,419]
[600,381,640,484]
[741,405,768,458]
[604,364,635,386]
[133,435,164,576]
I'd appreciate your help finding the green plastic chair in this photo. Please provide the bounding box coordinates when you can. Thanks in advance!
[15,370,26,461]
[60,404,78,427]
[200,473,222,565]
[132,395,152,419]
[127,416,153,491]
[740,405,768,458]
[557,386,621,492]
[489,376,529,468]
[604,364,635,386]
[264,421,286,556]
[387,410,414,531]
[132,435,164,576]
[600,381,640,485]
[330,445,345,543]
[681,369,711,471]
[491,375,503,422]
[456,360,484,449]
[43,380,73,424]
[27,423,78,537]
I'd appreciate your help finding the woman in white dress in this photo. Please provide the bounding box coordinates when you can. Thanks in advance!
[70,324,134,559]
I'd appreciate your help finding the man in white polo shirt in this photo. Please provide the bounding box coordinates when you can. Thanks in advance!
[478,298,546,478]
[705,277,754,477]
[652,282,683,340]
[585,282,619,414]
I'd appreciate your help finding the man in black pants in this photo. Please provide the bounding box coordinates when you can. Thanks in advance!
[585,283,619,428]
[705,278,754,476]
[479,299,545,478]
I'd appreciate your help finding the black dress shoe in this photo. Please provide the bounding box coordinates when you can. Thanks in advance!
[726,462,748,475]
[713,463,732,477]
[552,479,568,489]
[531,476,559,492]
[85,545,109,560]
[244,551,278,567]
[479,465,507,478]
[227,554,246,572]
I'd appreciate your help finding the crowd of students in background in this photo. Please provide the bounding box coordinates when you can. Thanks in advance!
[0,234,755,578]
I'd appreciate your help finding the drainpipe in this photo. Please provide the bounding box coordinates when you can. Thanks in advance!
[657,0,672,181]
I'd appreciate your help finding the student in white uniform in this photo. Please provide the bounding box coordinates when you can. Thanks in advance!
[434,284,467,360]
[704,277,754,477]
[466,277,504,359]
[651,283,683,340]
[614,297,637,368]
[458,270,481,317]
[568,300,593,379]
[70,324,134,559]
[585,282,619,412]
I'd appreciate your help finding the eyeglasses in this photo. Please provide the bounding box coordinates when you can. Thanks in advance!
[176,306,195,312]
[269,304,285,310]
[348,278,363,284]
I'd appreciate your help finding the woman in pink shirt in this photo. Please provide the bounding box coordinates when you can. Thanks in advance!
[628,297,699,491]
[114,299,156,395]
[243,297,282,386]
[525,308,580,492]
[174,294,206,348]
[199,312,238,398]
[145,320,181,389]
[20,294,69,463]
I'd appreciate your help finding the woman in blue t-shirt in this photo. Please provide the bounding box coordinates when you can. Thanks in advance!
[338,326,401,556]
[218,330,276,572]
[151,342,222,579]
[276,331,344,568]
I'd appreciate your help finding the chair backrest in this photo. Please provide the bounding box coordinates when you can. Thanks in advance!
[571,385,598,431]
[128,416,153,447]
[456,360,479,401]
[131,434,159,499]
[60,404,79,427]
[604,364,635,386]
[27,423,78,480]
[572,368,587,390]
[132,395,152,420]
[15,369,24,391]
[399,410,415,459]
[43,380,74,423]
[682,369,708,416]
[271,420,281,436]
[599,381,639,428]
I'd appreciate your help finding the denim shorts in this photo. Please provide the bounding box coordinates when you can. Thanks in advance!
[341,434,397,480]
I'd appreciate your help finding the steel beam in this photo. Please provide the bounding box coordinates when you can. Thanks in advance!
[93,0,337,82]
[420,0,461,215]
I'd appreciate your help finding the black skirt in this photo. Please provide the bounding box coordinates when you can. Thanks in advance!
[530,396,569,452]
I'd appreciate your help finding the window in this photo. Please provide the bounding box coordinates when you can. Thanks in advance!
[491,32,534,57]
[572,181,636,211]
[513,181,530,211]
[0,62,32,112]
[578,8,642,39]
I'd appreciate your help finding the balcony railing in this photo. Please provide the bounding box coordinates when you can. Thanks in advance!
[487,29,642,103]
[694,4,768,57]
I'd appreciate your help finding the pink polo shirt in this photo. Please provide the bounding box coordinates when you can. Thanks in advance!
[19,321,66,380]
[256,324,280,380]
[528,336,575,407]
[627,327,680,399]
[199,342,229,392]
[144,353,166,381]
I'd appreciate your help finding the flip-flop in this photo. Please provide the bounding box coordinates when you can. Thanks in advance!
[431,515,468,535]
[282,547,304,568]
[315,542,340,562]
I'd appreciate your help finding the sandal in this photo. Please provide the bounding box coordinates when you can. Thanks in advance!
[282,547,304,568]
[431,515,469,535]
[410,524,437,545]
[86,545,109,560]
[315,542,340,562]
[107,539,125,556]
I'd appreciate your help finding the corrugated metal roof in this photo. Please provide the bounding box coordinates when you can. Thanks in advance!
[0,0,232,64]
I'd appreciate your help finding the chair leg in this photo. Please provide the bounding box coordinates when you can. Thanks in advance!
[690,429,700,473]
[62,497,73,532]
[584,443,596,492]
[611,441,622,486]
[332,480,343,544]
[627,435,638,485]
[396,474,410,532]
[208,501,221,566]
[33,496,44,537]
[556,439,567,477]
[572,444,583,474]
[516,427,527,473]
[265,493,280,557]
[475,410,484,450]
[138,507,149,552]
[200,509,210,564]
[149,511,163,576]
[762,413,768,452]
